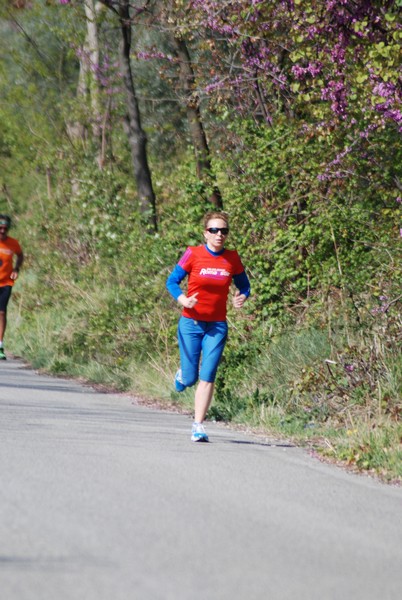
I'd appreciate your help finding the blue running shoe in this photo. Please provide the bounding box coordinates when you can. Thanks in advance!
[0,347,6,360]
[174,369,186,392]
[191,422,209,442]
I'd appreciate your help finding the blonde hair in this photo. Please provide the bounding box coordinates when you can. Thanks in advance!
[203,211,229,229]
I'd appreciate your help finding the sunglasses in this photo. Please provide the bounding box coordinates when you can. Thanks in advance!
[207,227,229,235]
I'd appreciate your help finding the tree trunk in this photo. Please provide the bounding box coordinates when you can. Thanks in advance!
[67,0,102,148]
[83,0,102,143]
[173,37,223,209]
[118,1,157,231]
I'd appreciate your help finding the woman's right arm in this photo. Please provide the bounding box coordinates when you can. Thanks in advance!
[166,264,199,309]
[166,264,188,300]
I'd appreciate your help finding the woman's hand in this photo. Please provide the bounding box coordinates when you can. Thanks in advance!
[178,293,199,309]
[233,290,247,309]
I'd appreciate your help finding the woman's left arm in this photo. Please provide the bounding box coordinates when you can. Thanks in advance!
[232,270,250,308]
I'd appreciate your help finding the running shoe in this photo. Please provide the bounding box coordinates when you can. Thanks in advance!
[191,422,209,442]
[0,348,6,360]
[174,369,186,392]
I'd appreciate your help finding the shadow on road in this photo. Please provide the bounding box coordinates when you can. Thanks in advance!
[227,439,294,448]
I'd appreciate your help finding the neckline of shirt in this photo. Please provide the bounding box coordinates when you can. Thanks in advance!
[204,244,225,257]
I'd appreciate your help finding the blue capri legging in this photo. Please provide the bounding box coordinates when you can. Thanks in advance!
[178,316,228,386]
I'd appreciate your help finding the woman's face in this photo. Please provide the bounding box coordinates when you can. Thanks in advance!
[204,218,229,252]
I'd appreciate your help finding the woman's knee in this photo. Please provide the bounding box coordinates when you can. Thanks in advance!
[182,371,198,387]
[199,365,218,383]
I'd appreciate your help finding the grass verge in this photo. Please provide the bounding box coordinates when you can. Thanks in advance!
[7,278,401,485]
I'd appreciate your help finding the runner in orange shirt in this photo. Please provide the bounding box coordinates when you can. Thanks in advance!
[0,215,24,360]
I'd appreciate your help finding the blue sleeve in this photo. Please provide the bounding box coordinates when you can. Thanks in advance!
[233,270,251,298]
[166,264,188,301]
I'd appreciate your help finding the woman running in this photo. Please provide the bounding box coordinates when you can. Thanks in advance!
[166,211,250,442]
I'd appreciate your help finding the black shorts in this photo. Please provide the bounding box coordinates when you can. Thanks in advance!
[0,286,12,312]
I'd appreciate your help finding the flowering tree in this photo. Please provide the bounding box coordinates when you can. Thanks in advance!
[169,0,402,234]
[184,1,401,129]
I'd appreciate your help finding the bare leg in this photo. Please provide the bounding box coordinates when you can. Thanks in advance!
[194,380,215,423]
[0,311,6,343]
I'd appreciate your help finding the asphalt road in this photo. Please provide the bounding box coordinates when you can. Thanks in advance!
[1,359,402,600]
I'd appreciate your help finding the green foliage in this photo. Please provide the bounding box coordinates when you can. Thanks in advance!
[211,116,401,323]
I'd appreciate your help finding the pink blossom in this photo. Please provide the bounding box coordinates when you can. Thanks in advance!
[137,51,174,62]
